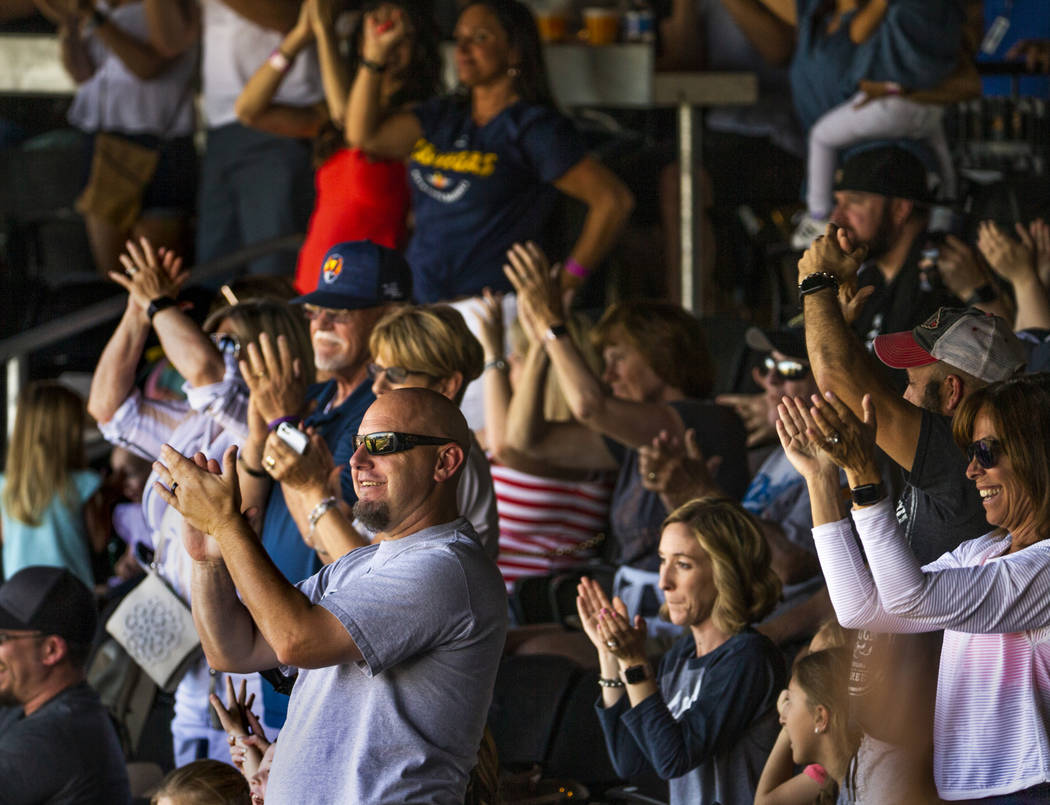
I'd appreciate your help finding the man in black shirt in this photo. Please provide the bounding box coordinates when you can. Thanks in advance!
[0,566,130,805]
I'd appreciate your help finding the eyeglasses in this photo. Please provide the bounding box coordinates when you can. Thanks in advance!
[966,438,1003,470]
[352,431,455,455]
[762,355,810,381]
[367,363,437,384]
[0,631,44,646]
[209,332,241,358]
[303,304,357,325]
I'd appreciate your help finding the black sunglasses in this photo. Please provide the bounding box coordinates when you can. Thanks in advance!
[966,438,1003,470]
[367,363,437,384]
[352,431,455,455]
[762,355,810,381]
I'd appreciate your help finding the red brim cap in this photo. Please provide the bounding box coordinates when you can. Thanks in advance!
[873,331,938,369]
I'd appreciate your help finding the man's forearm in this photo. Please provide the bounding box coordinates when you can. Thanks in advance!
[191,559,271,672]
[88,306,150,423]
[804,288,873,411]
[152,307,225,388]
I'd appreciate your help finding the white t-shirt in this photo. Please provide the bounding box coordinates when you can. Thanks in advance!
[67,1,197,136]
[200,0,323,128]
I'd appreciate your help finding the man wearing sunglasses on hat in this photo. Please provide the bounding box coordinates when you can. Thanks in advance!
[0,566,131,805]
[153,387,506,805]
[798,225,1028,803]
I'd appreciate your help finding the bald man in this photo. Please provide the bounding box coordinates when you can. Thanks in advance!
[155,388,507,805]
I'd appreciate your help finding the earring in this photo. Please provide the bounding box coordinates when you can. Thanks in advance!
[507,66,521,77]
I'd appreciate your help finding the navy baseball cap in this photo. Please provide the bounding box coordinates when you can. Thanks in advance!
[0,566,97,645]
[292,241,412,310]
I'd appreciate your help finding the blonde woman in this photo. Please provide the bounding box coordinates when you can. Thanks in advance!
[1,382,107,588]
[578,497,784,805]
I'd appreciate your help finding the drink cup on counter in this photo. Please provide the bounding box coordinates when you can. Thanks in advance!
[535,6,568,42]
[582,7,620,45]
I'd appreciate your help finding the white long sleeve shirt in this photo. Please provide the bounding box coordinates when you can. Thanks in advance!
[813,499,1050,800]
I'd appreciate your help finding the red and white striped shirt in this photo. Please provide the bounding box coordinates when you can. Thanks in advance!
[490,460,613,593]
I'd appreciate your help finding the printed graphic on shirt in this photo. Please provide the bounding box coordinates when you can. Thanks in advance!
[409,138,498,203]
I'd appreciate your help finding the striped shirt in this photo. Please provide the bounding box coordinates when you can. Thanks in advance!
[814,499,1050,800]
[490,461,612,593]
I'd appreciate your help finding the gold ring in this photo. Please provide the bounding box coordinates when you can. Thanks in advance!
[646,472,657,481]
[264,455,277,470]
[254,370,268,379]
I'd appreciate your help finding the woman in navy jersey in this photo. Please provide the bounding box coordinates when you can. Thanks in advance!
[346,0,633,304]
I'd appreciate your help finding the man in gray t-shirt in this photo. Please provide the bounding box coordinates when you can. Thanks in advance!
[156,388,507,805]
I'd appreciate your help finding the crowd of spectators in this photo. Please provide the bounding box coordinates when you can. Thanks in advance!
[1,0,1050,804]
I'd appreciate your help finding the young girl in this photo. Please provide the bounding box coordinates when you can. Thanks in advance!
[755,647,861,804]
[234,0,442,293]
[1,381,107,588]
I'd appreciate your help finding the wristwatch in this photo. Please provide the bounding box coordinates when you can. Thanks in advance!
[147,296,177,321]
[622,664,650,685]
[850,482,885,507]
[544,323,569,341]
[965,284,998,306]
[798,272,840,300]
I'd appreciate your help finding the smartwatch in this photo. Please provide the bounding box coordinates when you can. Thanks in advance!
[798,272,840,300]
[147,296,177,321]
[850,482,885,507]
[622,664,650,685]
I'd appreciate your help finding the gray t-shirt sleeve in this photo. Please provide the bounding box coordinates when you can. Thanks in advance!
[315,544,479,677]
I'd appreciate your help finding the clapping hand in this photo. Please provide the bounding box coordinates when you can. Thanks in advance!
[262,427,339,494]
[154,444,244,543]
[805,391,880,482]
[362,4,406,66]
[472,287,506,362]
[775,395,840,482]
[239,333,307,426]
[503,242,565,336]
[111,237,189,316]
[638,428,722,506]
[576,576,646,665]
[976,220,1035,285]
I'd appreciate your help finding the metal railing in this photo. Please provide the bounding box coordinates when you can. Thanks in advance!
[0,234,302,442]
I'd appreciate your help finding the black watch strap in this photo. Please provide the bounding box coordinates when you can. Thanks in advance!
[147,296,177,321]
[851,482,885,507]
[965,283,998,305]
[798,272,840,300]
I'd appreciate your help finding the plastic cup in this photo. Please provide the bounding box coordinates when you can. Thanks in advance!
[582,7,620,46]
[535,9,568,42]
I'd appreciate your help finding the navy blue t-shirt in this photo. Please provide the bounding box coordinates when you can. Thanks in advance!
[406,97,587,303]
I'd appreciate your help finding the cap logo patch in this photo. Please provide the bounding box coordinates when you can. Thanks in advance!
[920,309,943,330]
[323,254,344,284]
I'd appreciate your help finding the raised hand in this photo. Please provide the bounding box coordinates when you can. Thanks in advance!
[362,5,406,66]
[775,395,838,481]
[503,241,565,333]
[472,287,505,361]
[715,390,775,448]
[638,428,722,507]
[262,427,337,494]
[807,391,880,481]
[153,444,243,540]
[798,223,867,286]
[239,332,306,425]
[1023,219,1050,287]
[596,603,648,667]
[111,237,189,314]
[576,576,620,658]
[936,235,990,301]
[977,220,1035,284]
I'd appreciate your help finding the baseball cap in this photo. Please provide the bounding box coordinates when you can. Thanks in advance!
[873,307,1026,383]
[746,326,807,361]
[833,145,933,205]
[0,566,97,645]
[292,241,412,309]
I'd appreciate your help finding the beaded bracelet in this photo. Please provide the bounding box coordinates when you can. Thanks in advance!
[598,677,625,688]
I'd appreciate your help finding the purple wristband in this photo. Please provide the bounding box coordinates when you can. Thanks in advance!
[564,258,590,279]
[268,415,300,432]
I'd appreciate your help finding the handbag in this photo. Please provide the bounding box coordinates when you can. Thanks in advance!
[105,529,201,693]
[75,132,160,232]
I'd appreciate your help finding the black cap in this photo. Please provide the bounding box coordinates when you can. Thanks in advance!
[833,145,932,205]
[0,566,96,645]
[745,326,807,361]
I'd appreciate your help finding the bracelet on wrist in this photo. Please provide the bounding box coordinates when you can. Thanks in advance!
[268,48,291,73]
[798,272,840,300]
[484,357,509,373]
[564,258,590,279]
[360,57,387,73]
[238,456,268,479]
[598,676,625,688]
[308,496,339,536]
[268,415,300,432]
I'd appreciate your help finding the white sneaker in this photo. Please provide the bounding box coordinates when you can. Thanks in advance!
[791,213,829,250]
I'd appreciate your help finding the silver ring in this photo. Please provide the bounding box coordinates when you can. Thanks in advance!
[826,432,841,445]
[605,638,620,650]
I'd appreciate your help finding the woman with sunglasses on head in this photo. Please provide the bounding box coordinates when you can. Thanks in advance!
[346,0,633,305]
[87,238,314,767]
[234,0,442,294]
[777,373,1050,804]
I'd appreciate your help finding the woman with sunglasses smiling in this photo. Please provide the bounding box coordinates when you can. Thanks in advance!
[777,373,1050,804]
